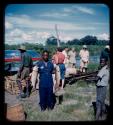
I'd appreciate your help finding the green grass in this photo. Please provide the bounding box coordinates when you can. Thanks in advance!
[21,63,109,121]
[87,63,99,72]
[21,81,97,121]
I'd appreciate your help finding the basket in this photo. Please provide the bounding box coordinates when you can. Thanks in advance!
[5,75,28,95]
[6,103,26,121]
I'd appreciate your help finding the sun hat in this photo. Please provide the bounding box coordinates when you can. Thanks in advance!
[18,45,26,51]
[105,45,110,49]
[83,45,87,48]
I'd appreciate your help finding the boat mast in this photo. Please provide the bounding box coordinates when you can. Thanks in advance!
[55,24,60,47]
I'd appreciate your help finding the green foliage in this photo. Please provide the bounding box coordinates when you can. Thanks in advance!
[87,63,99,72]
[5,43,105,58]
[45,35,109,46]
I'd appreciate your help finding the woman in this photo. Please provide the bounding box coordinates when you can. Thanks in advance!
[68,48,76,68]
[37,50,56,111]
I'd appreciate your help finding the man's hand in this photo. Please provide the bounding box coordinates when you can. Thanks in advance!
[94,76,101,82]
[54,84,59,91]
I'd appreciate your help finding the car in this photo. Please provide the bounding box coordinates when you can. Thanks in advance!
[5,50,42,72]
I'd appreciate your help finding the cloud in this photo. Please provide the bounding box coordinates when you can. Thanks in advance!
[63,8,73,13]
[5,13,109,45]
[9,28,24,37]
[5,14,96,31]
[5,28,52,45]
[5,21,13,29]
[22,33,33,41]
[36,32,51,39]
[97,33,109,40]
[59,35,73,42]
[73,6,95,15]
[40,12,69,18]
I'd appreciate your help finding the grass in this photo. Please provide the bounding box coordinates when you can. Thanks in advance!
[20,63,109,121]
[21,80,98,121]
[87,63,99,72]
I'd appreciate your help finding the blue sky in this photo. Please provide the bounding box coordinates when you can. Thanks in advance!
[5,4,109,45]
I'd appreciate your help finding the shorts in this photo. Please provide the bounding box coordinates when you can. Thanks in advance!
[80,59,88,68]
[58,64,66,80]
[17,67,30,80]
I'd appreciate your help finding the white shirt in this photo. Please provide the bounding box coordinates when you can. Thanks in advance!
[68,50,76,64]
[79,49,89,62]
[62,50,68,64]
[97,65,109,86]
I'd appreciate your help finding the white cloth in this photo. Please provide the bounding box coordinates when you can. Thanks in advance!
[31,66,39,88]
[97,65,109,86]
[79,49,89,62]
[68,50,76,64]
[62,50,68,64]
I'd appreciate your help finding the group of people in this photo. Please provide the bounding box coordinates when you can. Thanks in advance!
[16,44,110,120]
[52,45,89,73]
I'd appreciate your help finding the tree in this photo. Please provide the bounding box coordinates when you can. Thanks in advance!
[80,35,98,45]
[67,39,80,45]
[46,36,58,46]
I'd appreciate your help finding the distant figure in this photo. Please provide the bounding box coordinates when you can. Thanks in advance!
[62,47,69,68]
[100,45,110,61]
[37,50,55,111]
[68,48,76,68]
[54,47,66,104]
[55,47,66,90]
[65,55,70,68]
[95,58,109,120]
[16,45,33,98]
[79,45,89,73]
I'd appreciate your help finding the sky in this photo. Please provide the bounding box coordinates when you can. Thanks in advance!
[5,4,109,45]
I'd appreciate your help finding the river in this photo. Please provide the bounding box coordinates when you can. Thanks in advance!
[76,55,100,67]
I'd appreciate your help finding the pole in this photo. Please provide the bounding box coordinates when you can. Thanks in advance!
[55,24,60,47]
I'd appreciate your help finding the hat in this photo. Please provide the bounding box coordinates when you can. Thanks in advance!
[83,45,87,48]
[105,45,110,49]
[18,45,26,51]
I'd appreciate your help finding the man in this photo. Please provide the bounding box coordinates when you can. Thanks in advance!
[79,45,89,73]
[55,47,66,90]
[100,45,110,61]
[16,45,33,98]
[37,50,55,111]
[68,48,76,68]
[53,47,66,105]
[95,58,109,120]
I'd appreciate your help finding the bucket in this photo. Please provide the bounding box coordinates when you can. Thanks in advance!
[6,103,26,121]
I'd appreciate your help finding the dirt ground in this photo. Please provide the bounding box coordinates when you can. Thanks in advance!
[5,80,110,121]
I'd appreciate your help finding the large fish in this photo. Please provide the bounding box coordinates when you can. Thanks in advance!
[52,65,61,93]
[30,66,39,89]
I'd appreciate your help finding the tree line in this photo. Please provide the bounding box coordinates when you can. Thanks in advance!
[5,35,109,56]
[46,35,109,46]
